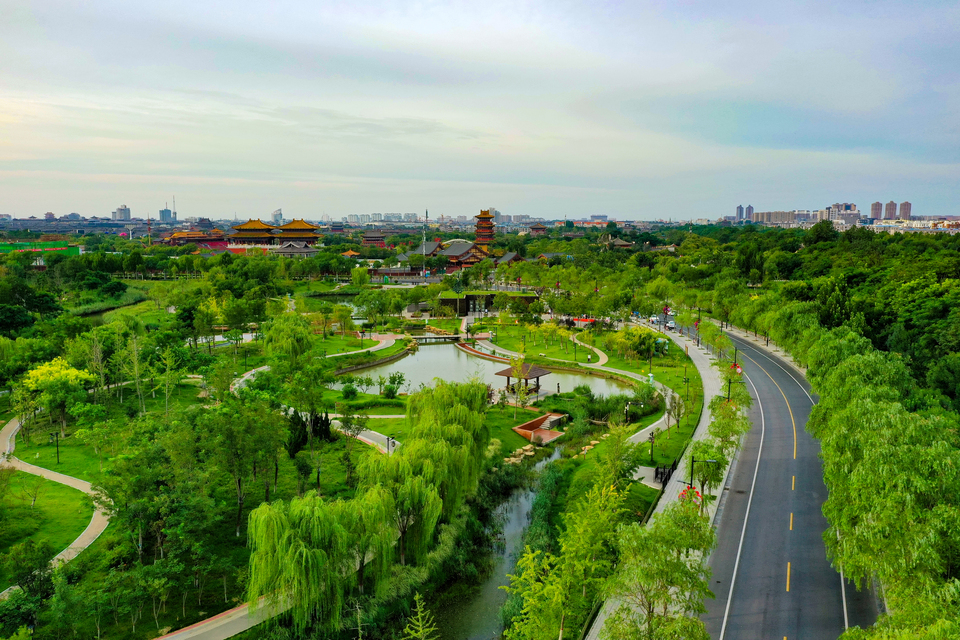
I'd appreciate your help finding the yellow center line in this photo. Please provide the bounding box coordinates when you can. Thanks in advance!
[790,512,793,530]
[792,475,795,490]
[740,351,797,459]
[786,562,791,591]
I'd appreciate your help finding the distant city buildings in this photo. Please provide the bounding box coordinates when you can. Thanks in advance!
[871,202,882,218]
[159,206,176,222]
[271,209,283,225]
[113,205,131,220]
[900,201,912,220]
[745,205,754,219]
[736,205,744,220]
[885,201,898,220]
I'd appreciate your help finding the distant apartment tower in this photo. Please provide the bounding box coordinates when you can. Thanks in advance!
[159,206,175,222]
[403,212,418,222]
[271,209,283,225]
[736,205,744,220]
[899,201,912,220]
[113,205,131,220]
[884,201,897,220]
[590,214,608,222]
[371,213,383,222]
[745,205,754,220]
[871,202,882,218]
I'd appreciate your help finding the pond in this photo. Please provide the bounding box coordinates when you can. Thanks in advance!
[358,344,630,397]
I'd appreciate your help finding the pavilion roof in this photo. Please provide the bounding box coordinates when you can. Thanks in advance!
[495,363,552,379]
[276,218,319,230]
[232,219,275,230]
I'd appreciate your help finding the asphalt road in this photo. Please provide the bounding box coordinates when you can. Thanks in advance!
[703,333,877,639]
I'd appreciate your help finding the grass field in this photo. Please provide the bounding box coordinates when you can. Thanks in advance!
[0,471,95,589]
[476,322,595,364]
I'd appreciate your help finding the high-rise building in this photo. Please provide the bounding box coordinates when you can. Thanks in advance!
[885,201,897,220]
[745,205,754,220]
[113,205,131,220]
[371,213,383,222]
[271,209,283,225]
[159,206,175,222]
[871,202,882,218]
[899,201,912,220]
[736,205,744,220]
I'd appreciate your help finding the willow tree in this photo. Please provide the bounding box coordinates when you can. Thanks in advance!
[334,485,396,595]
[247,493,351,631]
[359,452,441,566]
[265,313,314,368]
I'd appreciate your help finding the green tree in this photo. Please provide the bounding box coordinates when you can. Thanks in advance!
[602,497,715,640]
[16,357,94,436]
[402,593,440,640]
[247,493,351,632]
[351,266,371,287]
[265,313,314,368]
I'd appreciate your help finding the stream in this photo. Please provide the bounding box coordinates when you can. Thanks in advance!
[433,448,562,640]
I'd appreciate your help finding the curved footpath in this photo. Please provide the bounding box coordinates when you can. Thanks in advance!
[0,417,111,599]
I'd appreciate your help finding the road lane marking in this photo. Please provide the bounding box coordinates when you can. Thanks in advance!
[790,513,793,530]
[735,338,851,629]
[739,351,797,459]
[729,334,815,404]
[718,371,765,640]
[787,562,791,591]
[792,475,795,490]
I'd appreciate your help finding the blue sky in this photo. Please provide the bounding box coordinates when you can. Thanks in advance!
[0,0,957,220]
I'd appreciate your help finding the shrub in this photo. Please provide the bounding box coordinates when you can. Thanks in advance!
[383,384,398,399]
[341,384,358,400]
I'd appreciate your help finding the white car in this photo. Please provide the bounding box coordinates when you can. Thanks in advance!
[666,320,676,330]
[649,315,659,324]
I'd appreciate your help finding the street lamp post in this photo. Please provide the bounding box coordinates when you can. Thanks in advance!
[625,402,631,423]
[48,432,60,464]
[689,456,718,488]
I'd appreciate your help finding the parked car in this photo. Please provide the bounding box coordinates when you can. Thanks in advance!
[649,315,659,324]
[666,320,676,330]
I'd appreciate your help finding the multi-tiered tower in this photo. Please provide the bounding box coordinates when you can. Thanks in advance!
[475,208,495,248]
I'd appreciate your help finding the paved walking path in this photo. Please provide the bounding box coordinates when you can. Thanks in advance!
[583,329,724,640]
[0,416,111,599]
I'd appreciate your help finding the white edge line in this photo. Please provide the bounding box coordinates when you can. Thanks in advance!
[718,370,764,640]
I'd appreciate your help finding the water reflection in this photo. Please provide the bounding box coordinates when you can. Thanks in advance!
[359,344,629,397]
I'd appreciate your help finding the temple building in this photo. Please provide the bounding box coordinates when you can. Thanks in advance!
[274,219,322,244]
[227,218,322,246]
[361,229,386,248]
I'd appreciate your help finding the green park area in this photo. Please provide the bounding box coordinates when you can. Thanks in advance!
[0,471,94,589]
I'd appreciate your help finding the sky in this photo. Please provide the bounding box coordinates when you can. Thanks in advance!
[1,0,958,221]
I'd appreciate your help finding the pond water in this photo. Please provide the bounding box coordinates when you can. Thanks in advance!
[433,449,562,640]
[358,344,629,397]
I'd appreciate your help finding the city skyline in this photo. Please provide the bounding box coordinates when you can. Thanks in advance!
[1,1,958,219]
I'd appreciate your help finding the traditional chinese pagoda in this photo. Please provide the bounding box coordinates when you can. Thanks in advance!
[475,209,495,247]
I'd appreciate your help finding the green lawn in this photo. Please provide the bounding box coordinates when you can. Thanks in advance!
[101,299,173,326]
[0,471,95,589]
[476,322,594,364]
[484,406,543,451]
[16,382,207,483]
